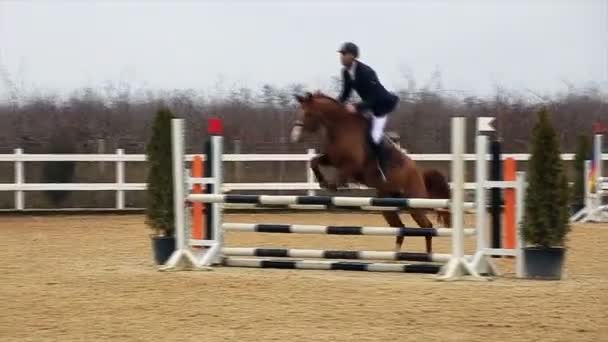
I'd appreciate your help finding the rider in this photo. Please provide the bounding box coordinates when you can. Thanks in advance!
[337,42,399,180]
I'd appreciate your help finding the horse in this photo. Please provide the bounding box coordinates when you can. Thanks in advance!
[290,92,451,253]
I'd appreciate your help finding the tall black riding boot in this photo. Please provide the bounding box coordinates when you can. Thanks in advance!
[373,141,387,181]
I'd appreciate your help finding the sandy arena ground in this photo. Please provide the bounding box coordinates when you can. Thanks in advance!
[1,213,607,342]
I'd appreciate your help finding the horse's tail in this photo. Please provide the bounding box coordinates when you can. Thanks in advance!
[423,169,452,227]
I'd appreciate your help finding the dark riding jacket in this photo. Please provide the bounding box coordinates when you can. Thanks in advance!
[338,61,399,117]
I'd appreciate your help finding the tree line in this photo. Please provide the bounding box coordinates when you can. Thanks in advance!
[0,84,606,155]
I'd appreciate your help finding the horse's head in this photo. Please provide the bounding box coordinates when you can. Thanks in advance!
[290,92,345,143]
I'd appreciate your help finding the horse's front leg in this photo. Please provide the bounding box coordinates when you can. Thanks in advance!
[310,154,337,191]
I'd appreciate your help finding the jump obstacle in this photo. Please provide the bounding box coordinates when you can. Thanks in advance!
[571,133,608,222]
[161,117,527,280]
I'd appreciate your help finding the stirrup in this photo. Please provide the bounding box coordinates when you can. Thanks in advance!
[377,163,387,181]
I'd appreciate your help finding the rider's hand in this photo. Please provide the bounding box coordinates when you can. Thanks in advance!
[345,104,357,114]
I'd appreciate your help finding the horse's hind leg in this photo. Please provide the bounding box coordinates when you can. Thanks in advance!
[410,208,433,254]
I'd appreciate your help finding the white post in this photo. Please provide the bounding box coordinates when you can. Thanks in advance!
[116,149,125,210]
[438,117,483,280]
[172,120,186,252]
[14,148,24,210]
[160,118,201,270]
[451,118,465,261]
[211,134,224,255]
[595,134,602,185]
[584,160,595,220]
[515,172,526,278]
[593,134,604,220]
[306,148,316,196]
[475,135,488,251]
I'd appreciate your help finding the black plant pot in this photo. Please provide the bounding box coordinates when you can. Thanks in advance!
[523,246,565,280]
[151,236,175,265]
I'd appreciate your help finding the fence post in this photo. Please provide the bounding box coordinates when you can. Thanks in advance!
[14,148,24,210]
[307,148,316,196]
[116,149,125,209]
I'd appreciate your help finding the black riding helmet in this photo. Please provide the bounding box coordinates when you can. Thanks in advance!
[338,42,359,58]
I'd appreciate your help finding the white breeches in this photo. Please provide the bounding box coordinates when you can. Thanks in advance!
[371,115,387,144]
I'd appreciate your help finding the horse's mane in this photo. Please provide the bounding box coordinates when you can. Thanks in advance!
[311,93,342,105]
[309,92,368,124]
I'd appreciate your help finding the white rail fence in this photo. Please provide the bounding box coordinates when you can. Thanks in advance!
[0,148,601,211]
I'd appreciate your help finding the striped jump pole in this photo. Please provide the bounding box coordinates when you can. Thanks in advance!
[222,247,452,263]
[220,222,477,237]
[222,258,442,274]
[187,193,475,210]
[219,203,430,211]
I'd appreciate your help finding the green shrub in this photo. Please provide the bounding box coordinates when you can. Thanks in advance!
[522,107,571,247]
[145,107,175,236]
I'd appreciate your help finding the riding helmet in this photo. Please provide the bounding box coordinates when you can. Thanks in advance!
[338,42,359,58]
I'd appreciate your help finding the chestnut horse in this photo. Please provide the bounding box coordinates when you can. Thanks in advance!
[290,92,451,253]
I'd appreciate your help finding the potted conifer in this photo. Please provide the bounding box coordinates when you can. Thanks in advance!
[522,107,570,279]
[146,107,176,265]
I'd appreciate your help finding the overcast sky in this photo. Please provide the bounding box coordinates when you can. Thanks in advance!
[0,0,606,101]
